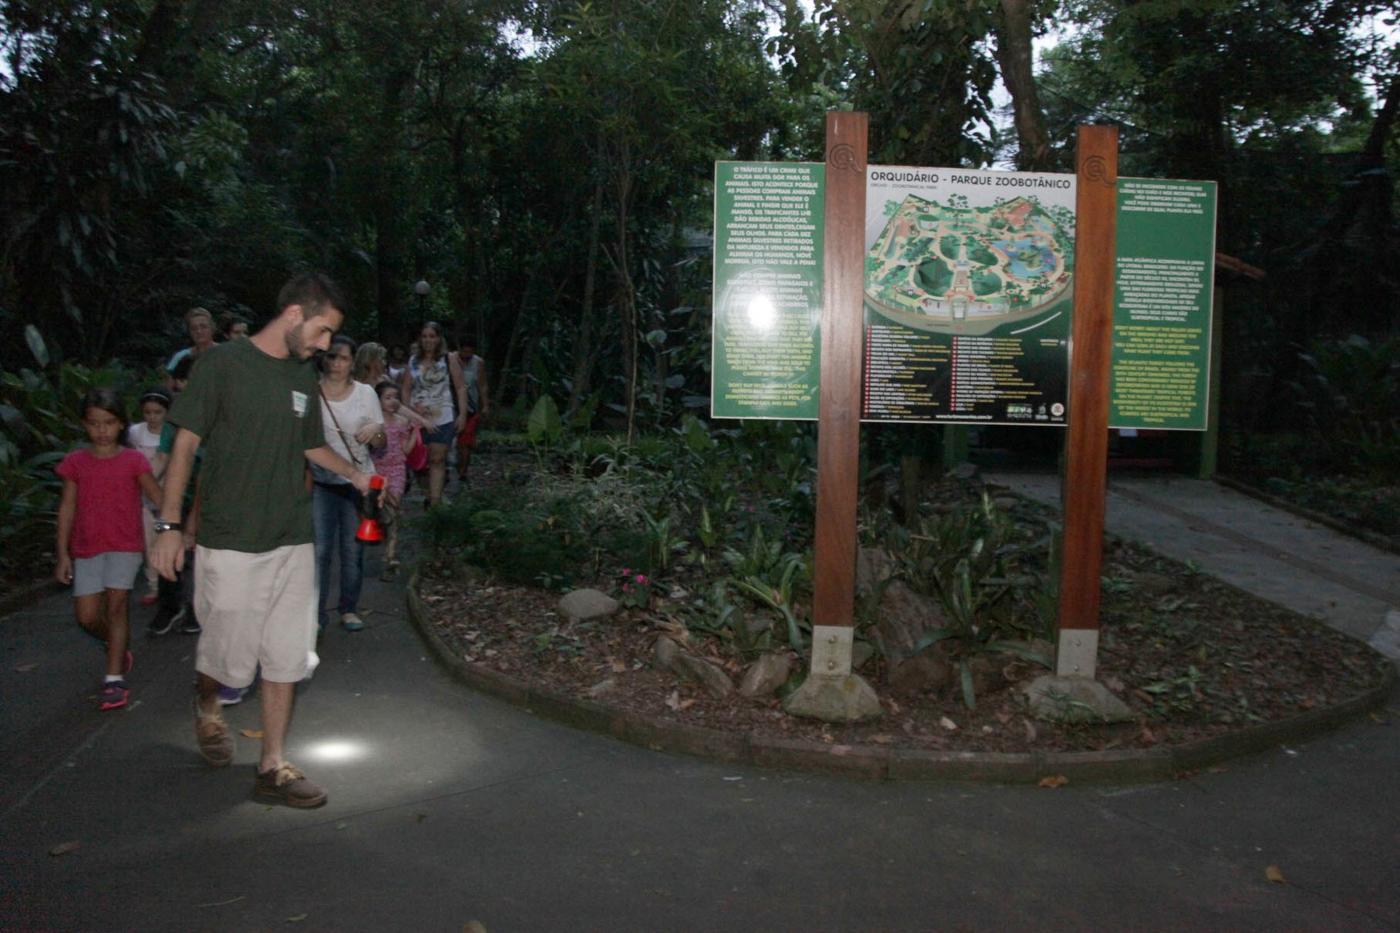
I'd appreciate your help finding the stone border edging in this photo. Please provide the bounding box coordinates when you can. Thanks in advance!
[406,576,1397,784]
[1215,475,1400,557]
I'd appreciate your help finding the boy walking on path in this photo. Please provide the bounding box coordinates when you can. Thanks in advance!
[152,273,373,808]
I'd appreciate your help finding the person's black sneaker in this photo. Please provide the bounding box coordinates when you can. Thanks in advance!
[148,606,175,637]
[178,605,202,634]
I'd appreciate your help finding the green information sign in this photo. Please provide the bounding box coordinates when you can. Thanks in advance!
[711,162,824,420]
[1110,178,1218,430]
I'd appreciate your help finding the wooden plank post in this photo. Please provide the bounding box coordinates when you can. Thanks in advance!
[783,110,882,723]
[1056,125,1119,678]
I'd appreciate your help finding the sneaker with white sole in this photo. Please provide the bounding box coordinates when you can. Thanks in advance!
[217,685,250,706]
[340,612,365,632]
[178,606,202,634]
[98,680,129,711]
[148,606,175,637]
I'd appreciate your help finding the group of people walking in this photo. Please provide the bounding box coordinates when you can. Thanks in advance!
[51,274,488,809]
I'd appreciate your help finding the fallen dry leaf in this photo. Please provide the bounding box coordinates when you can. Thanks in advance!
[870,734,895,745]
[939,716,959,731]
[463,922,489,933]
[609,658,626,673]
[286,913,309,922]
[1265,865,1286,884]
[664,689,682,711]
[13,662,38,673]
[48,841,80,857]
[240,729,264,739]
[1038,775,1069,788]
[654,619,690,645]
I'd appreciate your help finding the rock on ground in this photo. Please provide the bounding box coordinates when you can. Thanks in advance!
[874,580,947,661]
[558,588,619,622]
[1022,675,1135,724]
[652,635,682,671]
[855,547,894,596]
[888,651,952,695]
[671,653,734,698]
[738,652,793,699]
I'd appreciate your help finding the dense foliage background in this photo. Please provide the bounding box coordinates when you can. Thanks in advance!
[2,0,1397,561]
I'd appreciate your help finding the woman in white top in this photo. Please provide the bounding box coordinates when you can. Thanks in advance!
[399,321,466,508]
[314,335,384,632]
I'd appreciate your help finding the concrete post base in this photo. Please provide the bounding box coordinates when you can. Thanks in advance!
[783,673,883,723]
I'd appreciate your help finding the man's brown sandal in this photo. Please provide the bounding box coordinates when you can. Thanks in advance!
[194,701,234,767]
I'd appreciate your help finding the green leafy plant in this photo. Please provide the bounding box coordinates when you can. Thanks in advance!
[641,510,687,574]
[526,394,564,450]
[882,492,1053,707]
[726,525,811,654]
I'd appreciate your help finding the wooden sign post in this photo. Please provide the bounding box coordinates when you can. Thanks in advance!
[783,110,882,723]
[1055,125,1119,678]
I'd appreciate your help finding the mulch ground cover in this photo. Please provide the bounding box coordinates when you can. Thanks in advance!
[416,444,1393,756]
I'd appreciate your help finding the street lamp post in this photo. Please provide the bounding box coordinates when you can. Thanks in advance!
[414,279,430,319]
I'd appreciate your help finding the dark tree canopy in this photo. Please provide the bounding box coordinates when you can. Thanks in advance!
[1,0,1394,446]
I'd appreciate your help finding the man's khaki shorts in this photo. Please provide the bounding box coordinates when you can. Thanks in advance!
[193,543,318,687]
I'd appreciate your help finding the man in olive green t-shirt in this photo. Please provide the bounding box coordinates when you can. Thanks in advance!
[153,272,372,809]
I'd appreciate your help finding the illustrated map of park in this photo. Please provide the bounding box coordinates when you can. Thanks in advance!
[865,194,1075,335]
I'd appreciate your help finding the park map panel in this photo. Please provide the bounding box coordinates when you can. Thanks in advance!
[863,167,1076,425]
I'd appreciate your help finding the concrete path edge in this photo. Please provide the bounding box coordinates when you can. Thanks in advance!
[1214,474,1400,557]
[406,576,1398,785]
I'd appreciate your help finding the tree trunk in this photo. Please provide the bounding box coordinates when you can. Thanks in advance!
[567,174,606,417]
[606,137,639,444]
[992,0,1053,171]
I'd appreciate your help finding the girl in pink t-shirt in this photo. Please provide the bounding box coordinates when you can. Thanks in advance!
[55,389,163,711]
[371,381,427,580]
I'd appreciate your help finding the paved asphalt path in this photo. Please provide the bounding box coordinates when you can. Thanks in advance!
[2,479,1399,931]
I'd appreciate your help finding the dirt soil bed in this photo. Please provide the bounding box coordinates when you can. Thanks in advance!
[415,448,1392,757]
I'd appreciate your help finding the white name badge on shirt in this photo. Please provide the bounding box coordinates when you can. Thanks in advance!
[291,390,308,418]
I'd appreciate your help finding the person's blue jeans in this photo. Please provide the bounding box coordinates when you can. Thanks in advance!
[312,483,364,629]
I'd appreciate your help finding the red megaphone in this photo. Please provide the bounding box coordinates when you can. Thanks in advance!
[356,474,386,543]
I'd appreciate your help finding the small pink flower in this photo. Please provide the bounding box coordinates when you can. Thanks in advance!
[635,574,648,584]
[621,567,632,576]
